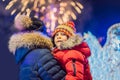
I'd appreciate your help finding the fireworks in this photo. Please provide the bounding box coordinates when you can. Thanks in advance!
[4,0,84,33]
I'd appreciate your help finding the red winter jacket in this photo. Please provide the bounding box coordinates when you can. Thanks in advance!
[52,35,92,80]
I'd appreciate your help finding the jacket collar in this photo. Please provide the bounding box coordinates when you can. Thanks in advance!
[60,34,83,50]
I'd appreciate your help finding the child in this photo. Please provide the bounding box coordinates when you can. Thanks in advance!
[8,15,66,80]
[52,21,92,80]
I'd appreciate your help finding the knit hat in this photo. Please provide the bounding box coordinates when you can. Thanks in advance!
[52,21,76,37]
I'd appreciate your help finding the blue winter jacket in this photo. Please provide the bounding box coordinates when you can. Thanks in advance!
[9,32,66,80]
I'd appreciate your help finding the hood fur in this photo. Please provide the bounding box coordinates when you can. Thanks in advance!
[60,34,83,50]
[9,31,53,54]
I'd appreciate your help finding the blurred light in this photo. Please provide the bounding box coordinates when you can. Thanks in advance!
[76,2,84,9]
[4,0,84,33]
[53,8,57,12]
[11,9,16,15]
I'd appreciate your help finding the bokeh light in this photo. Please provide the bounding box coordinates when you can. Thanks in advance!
[3,0,84,33]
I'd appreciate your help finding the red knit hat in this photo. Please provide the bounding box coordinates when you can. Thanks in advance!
[52,21,76,37]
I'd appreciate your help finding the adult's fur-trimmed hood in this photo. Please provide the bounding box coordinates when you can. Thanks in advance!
[60,34,83,50]
[9,31,53,54]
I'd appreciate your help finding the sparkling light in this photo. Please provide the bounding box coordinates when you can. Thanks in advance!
[4,0,84,32]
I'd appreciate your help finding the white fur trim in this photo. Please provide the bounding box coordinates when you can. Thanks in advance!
[9,31,53,54]
[60,34,83,50]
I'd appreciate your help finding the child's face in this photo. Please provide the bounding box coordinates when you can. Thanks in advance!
[54,32,68,48]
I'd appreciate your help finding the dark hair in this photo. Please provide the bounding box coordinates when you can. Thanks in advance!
[26,17,44,32]
[52,35,56,47]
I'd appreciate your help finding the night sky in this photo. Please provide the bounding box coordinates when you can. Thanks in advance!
[0,0,120,80]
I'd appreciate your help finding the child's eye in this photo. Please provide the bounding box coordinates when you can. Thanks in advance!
[55,33,59,36]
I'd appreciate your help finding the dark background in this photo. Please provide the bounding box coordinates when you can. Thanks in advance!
[1,0,120,80]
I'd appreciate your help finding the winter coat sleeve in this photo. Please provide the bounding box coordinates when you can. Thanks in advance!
[84,60,92,80]
[79,42,92,80]
[19,48,66,80]
[19,66,41,80]
[19,49,43,80]
[63,50,85,80]
[78,42,91,57]
[36,49,66,80]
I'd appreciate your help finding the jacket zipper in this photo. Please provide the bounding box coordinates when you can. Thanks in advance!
[72,59,76,76]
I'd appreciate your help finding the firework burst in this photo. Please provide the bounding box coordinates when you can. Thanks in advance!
[4,0,84,33]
